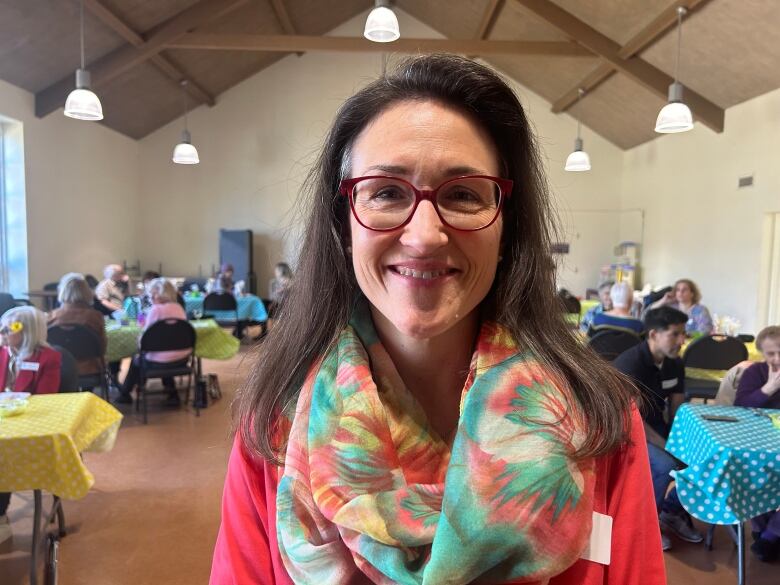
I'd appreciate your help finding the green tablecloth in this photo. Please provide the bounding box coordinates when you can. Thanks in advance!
[105,319,239,362]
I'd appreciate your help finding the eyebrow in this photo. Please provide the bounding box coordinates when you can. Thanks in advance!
[362,164,489,176]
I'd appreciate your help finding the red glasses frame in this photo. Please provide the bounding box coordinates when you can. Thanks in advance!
[338,175,513,232]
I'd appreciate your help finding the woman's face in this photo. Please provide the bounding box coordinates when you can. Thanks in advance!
[760,337,780,372]
[0,324,23,350]
[675,282,693,304]
[348,100,503,340]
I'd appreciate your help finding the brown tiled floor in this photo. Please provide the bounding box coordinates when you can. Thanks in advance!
[1,347,777,584]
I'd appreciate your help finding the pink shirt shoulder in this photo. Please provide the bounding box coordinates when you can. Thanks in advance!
[144,302,191,363]
[210,405,665,585]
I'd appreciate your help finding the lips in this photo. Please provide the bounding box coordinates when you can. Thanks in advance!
[388,263,458,280]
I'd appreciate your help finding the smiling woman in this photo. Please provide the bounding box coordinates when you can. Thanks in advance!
[211,55,664,585]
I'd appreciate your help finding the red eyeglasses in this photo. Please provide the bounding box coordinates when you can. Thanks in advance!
[339,175,513,232]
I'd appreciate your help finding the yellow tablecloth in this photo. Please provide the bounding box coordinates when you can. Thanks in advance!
[0,393,122,499]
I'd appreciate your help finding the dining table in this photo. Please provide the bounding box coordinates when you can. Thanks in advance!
[0,392,123,585]
[666,403,780,585]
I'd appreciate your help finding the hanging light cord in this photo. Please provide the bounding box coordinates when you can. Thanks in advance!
[673,7,685,84]
[182,80,189,131]
[576,88,584,140]
[79,0,85,69]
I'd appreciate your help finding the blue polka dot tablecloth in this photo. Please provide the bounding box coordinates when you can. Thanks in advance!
[184,294,267,322]
[666,404,780,525]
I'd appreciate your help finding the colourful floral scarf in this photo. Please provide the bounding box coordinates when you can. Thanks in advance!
[277,303,595,584]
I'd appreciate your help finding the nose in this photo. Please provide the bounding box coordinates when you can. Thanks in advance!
[398,200,448,254]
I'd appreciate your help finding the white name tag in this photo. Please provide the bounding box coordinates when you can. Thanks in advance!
[580,511,612,565]
[661,378,678,390]
[19,361,40,372]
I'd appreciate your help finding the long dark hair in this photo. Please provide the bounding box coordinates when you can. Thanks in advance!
[237,54,634,463]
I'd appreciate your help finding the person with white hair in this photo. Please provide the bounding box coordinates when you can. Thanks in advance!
[95,263,128,313]
[590,281,644,335]
[48,272,107,375]
[0,306,62,544]
[116,278,191,406]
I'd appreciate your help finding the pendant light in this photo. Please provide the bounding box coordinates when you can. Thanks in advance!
[655,7,693,133]
[565,88,591,172]
[172,81,200,165]
[364,0,400,43]
[64,0,103,120]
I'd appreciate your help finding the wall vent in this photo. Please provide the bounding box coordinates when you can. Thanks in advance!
[738,175,754,188]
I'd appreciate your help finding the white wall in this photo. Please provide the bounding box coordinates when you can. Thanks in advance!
[137,8,625,295]
[0,78,140,291]
[620,87,780,333]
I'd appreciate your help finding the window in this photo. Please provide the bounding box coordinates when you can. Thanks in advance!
[0,117,29,296]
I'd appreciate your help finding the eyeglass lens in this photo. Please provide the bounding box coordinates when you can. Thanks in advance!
[351,177,502,230]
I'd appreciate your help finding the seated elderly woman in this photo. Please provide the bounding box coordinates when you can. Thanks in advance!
[116,278,190,407]
[580,280,614,333]
[734,325,780,562]
[95,263,128,314]
[590,281,644,335]
[648,278,713,336]
[0,306,61,544]
[48,272,107,376]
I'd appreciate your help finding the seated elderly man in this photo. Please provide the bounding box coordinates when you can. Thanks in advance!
[95,264,128,313]
[590,281,644,335]
[580,280,613,333]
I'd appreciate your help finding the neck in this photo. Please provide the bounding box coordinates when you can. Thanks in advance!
[610,307,631,316]
[646,340,665,366]
[371,307,479,442]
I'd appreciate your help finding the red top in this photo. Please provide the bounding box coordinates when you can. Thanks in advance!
[210,406,665,585]
[0,346,61,394]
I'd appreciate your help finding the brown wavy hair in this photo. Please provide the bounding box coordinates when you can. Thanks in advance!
[236,54,634,463]
[675,278,702,304]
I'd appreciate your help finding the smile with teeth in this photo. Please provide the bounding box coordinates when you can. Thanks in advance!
[392,266,454,279]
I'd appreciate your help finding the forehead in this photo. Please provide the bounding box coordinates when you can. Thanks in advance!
[350,100,500,179]
[760,336,780,350]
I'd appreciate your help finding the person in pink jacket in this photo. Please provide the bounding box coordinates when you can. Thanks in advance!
[116,278,190,407]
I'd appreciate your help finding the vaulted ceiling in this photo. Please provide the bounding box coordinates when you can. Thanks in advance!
[1,0,778,149]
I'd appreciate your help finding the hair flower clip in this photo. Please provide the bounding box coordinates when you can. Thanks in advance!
[9,322,23,333]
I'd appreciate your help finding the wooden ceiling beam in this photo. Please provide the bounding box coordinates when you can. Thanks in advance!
[475,0,506,40]
[83,0,215,107]
[166,34,592,56]
[268,0,303,57]
[35,0,247,118]
[514,0,724,132]
[552,0,713,114]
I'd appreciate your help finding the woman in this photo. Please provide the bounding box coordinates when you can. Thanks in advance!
[211,55,663,585]
[734,325,780,562]
[48,272,107,375]
[216,263,235,294]
[0,306,61,543]
[116,278,190,406]
[650,279,712,336]
[590,282,644,335]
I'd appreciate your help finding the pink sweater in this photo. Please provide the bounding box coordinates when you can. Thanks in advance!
[144,302,192,363]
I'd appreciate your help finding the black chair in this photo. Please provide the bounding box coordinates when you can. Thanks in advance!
[43,281,60,309]
[682,335,749,401]
[588,328,642,362]
[47,324,109,400]
[137,319,196,424]
[203,292,242,336]
[84,274,99,289]
[50,345,79,393]
[0,292,31,317]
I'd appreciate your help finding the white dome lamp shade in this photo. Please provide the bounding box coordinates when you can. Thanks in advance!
[655,81,693,133]
[364,0,400,43]
[565,88,591,172]
[565,138,591,172]
[64,0,103,121]
[655,7,693,134]
[172,130,200,165]
[172,80,200,165]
